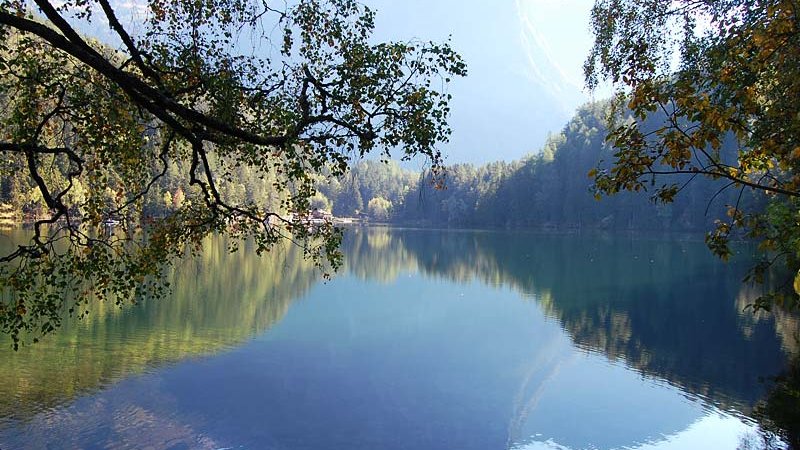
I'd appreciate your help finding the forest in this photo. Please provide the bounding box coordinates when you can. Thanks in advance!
[318,93,777,236]
[1,99,760,234]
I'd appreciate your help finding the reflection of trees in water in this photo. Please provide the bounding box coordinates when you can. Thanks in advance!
[342,227,419,283]
[349,228,798,418]
[752,356,800,449]
[737,283,800,357]
[737,356,800,450]
[734,283,800,448]
[736,282,800,449]
[0,235,318,420]
[3,227,798,445]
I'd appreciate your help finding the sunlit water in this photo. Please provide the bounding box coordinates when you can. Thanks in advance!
[0,228,795,449]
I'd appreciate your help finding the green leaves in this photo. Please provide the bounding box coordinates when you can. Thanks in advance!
[0,0,464,346]
[586,0,800,310]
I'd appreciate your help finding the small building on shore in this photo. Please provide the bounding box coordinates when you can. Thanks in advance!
[311,209,333,221]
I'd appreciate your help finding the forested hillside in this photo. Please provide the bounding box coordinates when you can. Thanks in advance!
[323,101,765,231]
[1,100,763,232]
[1,149,286,222]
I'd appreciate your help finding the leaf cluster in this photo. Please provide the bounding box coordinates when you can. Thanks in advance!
[585,0,800,308]
[0,0,464,346]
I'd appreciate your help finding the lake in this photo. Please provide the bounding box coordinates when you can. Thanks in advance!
[0,228,796,449]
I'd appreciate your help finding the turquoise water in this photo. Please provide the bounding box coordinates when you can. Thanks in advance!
[0,228,794,449]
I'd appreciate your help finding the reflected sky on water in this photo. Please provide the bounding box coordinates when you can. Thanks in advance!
[0,228,795,449]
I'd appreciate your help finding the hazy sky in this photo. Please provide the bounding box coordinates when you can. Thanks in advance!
[97,0,601,165]
[365,0,599,164]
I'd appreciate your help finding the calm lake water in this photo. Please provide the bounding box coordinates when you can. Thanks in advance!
[0,228,797,449]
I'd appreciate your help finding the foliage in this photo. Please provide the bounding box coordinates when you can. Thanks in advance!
[584,0,800,308]
[374,102,738,231]
[309,192,332,212]
[0,0,465,347]
[316,159,416,218]
[366,196,392,221]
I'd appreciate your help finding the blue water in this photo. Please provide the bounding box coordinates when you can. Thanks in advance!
[0,229,793,449]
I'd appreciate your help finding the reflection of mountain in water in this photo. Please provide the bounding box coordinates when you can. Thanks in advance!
[343,228,798,414]
[0,235,318,419]
[2,227,796,436]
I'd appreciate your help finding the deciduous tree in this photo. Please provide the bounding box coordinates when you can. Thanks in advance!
[585,0,800,308]
[0,0,465,346]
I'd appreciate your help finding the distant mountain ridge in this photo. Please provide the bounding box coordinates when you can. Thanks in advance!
[319,101,759,233]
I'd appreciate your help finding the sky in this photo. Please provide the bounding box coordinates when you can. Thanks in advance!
[364,0,601,164]
[98,0,603,165]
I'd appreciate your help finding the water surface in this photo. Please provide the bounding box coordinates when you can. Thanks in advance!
[0,228,796,449]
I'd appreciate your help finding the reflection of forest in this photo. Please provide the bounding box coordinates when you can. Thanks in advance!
[0,235,319,419]
[2,227,797,430]
[344,228,799,414]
